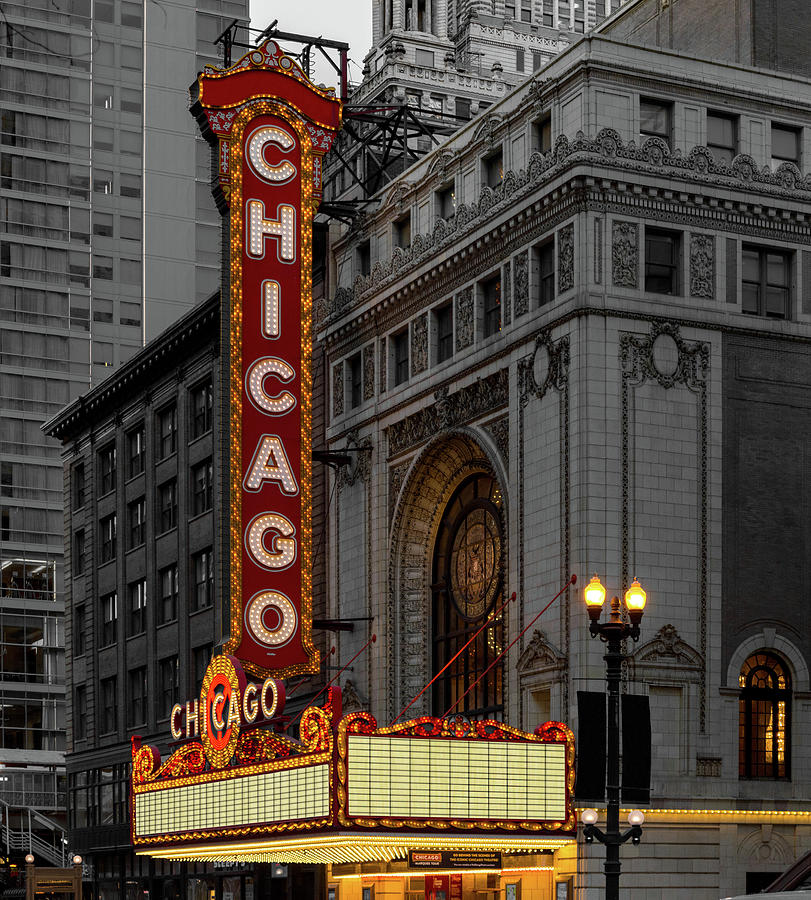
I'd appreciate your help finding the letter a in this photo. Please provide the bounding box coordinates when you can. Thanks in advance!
[244,436,298,495]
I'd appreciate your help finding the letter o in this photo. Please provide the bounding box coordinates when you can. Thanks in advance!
[245,590,297,648]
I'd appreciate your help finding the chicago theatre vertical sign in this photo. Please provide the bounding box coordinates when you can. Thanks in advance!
[190,42,341,678]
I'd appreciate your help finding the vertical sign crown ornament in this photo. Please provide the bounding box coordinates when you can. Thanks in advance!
[190,41,342,677]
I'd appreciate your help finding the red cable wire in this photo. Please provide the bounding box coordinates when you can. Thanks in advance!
[442,574,576,719]
[392,591,517,724]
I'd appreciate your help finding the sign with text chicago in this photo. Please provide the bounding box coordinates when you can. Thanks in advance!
[190,41,341,678]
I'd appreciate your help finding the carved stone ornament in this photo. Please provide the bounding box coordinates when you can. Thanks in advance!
[473,113,505,152]
[557,223,574,292]
[526,77,549,116]
[689,233,715,299]
[620,319,709,391]
[484,415,509,466]
[362,343,375,401]
[513,250,529,318]
[518,330,570,407]
[455,286,474,351]
[427,149,458,184]
[612,220,638,288]
[386,368,509,457]
[342,678,367,713]
[634,624,703,666]
[384,179,414,212]
[388,459,412,520]
[332,363,344,418]
[324,127,811,323]
[411,312,428,375]
[516,629,566,675]
[502,260,512,326]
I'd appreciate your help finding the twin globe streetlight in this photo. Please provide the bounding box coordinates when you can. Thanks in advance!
[581,573,648,900]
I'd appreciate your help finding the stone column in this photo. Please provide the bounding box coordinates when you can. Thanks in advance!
[373,0,383,42]
[392,0,403,30]
[435,0,448,38]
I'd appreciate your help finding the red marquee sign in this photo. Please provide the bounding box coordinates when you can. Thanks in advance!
[191,42,341,677]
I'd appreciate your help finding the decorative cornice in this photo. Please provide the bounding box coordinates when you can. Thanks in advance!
[516,629,566,675]
[322,128,811,331]
[386,368,509,458]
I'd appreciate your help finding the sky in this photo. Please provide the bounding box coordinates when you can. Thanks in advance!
[248,0,372,91]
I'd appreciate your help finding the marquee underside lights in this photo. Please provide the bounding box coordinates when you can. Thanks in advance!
[190,40,341,678]
[130,686,575,864]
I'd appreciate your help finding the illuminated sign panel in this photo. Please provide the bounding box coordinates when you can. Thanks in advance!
[190,41,341,678]
[134,764,330,837]
[130,687,575,862]
[347,735,566,821]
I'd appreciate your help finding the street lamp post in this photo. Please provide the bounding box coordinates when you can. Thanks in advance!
[581,574,648,900]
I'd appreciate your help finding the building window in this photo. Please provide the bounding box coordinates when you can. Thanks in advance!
[771,123,801,169]
[127,426,145,478]
[707,111,737,165]
[516,49,525,73]
[435,304,453,364]
[158,564,178,624]
[533,115,552,154]
[483,148,503,189]
[190,460,213,516]
[128,667,147,727]
[74,604,86,657]
[157,405,177,459]
[100,592,117,646]
[98,445,116,495]
[100,676,117,734]
[356,240,371,277]
[73,529,86,576]
[128,497,145,549]
[742,246,790,319]
[393,213,411,250]
[536,241,555,306]
[481,274,501,337]
[128,579,147,636]
[739,651,791,780]
[639,98,672,146]
[415,48,435,67]
[72,463,85,509]
[190,382,213,439]
[431,472,504,720]
[520,0,532,21]
[158,656,178,720]
[157,480,178,534]
[455,97,471,121]
[99,513,116,564]
[505,0,515,16]
[192,548,214,611]
[392,330,409,386]
[436,183,455,220]
[74,686,87,740]
[645,228,681,295]
[193,644,212,693]
[348,353,363,409]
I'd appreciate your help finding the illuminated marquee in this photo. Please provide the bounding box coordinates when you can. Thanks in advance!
[130,679,575,864]
[190,41,342,678]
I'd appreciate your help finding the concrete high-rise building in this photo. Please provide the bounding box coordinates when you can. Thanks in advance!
[0,0,246,860]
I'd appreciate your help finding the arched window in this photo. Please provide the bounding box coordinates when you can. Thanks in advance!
[739,651,791,779]
[431,472,504,721]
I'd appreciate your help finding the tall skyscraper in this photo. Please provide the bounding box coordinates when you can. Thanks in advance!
[0,0,246,855]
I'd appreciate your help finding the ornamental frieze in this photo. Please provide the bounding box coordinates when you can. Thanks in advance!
[323,128,811,325]
[386,368,509,457]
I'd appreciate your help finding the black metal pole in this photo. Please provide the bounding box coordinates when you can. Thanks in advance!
[604,637,623,900]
